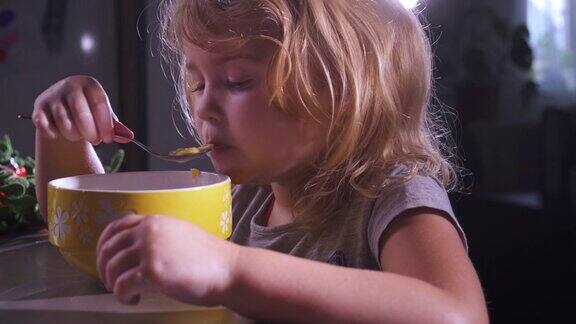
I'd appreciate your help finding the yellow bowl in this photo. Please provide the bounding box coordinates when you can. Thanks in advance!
[47,171,232,277]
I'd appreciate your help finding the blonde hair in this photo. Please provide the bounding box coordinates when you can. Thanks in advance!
[159,0,460,231]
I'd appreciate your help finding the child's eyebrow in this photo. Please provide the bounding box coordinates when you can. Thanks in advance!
[186,53,262,71]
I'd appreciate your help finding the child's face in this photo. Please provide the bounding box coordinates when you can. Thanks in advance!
[184,42,325,185]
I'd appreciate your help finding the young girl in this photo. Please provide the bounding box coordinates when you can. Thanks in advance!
[33,0,489,322]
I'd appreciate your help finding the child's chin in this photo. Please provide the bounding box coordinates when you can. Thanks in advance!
[214,166,257,184]
[212,163,239,179]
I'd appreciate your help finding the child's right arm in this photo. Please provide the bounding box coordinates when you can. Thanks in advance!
[33,75,134,221]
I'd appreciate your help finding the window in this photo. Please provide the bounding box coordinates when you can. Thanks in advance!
[528,0,576,103]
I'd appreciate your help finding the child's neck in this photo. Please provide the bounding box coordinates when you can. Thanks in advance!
[267,183,296,227]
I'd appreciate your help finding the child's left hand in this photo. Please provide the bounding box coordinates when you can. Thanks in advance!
[96,213,239,306]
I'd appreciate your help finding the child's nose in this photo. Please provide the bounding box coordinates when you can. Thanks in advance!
[194,89,224,124]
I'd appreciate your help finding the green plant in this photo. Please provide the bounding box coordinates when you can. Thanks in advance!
[0,135,125,234]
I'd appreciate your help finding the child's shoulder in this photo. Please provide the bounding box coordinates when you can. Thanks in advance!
[368,167,468,254]
[381,171,449,205]
[372,165,453,221]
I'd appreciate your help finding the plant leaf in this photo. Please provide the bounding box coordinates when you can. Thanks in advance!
[0,182,26,198]
[106,149,125,173]
[0,135,14,162]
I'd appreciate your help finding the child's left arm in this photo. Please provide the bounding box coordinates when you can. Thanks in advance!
[97,210,488,323]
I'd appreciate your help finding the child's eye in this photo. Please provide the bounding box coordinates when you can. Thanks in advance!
[189,83,205,93]
[226,79,253,91]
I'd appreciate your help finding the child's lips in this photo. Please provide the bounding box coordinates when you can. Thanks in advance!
[208,142,232,156]
[208,140,230,149]
[204,134,233,156]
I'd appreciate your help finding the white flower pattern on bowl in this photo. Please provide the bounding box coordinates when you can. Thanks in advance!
[219,209,232,234]
[223,190,231,208]
[77,225,94,245]
[94,198,135,226]
[70,200,88,225]
[219,190,233,234]
[51,207,70,242]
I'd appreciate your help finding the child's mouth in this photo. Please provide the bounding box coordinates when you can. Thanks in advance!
[208,143,232,158]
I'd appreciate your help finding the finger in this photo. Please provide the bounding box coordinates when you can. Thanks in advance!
[114,267,149,305]
[97,213,144,255]
[104,244,140,292]
[49,103,82,142]
[110,110,134,142]
[113,120,134,140]
[66,92,99,144]
[84,85,114,144]
[97,228,137,288]
[32,108,58,139]
[113,135,132,144]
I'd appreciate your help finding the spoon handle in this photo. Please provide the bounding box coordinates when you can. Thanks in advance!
[19,114,200,163]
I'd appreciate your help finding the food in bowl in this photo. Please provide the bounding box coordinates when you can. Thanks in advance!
[169,144,214,157]
[190,168,201,177]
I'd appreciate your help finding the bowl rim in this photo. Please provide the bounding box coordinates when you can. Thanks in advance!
[48,170,231,193]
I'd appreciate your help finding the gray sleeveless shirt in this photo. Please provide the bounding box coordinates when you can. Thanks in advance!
[230,175,467,270]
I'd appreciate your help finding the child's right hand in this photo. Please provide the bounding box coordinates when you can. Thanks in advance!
[32,75,134,145]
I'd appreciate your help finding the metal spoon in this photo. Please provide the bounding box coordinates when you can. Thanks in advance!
[18,115,212,163]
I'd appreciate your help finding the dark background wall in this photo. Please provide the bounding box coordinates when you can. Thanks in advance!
[0,0,119,158]
[425,1,576,322]
[0,1,574,323]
